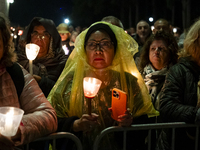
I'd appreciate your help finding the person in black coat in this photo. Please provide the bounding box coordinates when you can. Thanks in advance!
[157,19,200,150]
[17,17,68,97]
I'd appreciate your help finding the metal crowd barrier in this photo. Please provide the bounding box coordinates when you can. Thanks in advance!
[25,132,83,150]
[93,122,200,150]
[23,123,200,150]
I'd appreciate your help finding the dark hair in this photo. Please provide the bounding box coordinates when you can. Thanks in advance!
[26,20,42,43]
[139,31,178,70]
[20,17,62,51]
[101,16,124,29]
[0,13,16,66]
[84,23,117,52]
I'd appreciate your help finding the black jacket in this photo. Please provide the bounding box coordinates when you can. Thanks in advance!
[158,57,200,150]
[17,17,68,97]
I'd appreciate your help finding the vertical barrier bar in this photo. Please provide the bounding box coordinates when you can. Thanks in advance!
[148,129,152,150]
[195,126,199,150]
[123,130,127,150]
[171,128,175,150]
[26,143,29,150]
[53,139,56,150]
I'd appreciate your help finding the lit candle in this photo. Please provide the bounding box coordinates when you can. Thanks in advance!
[83,77,102,98]
[83,77,102,115]
[4,108,14,136]
[0,107,24,137]
[26,43,40,75]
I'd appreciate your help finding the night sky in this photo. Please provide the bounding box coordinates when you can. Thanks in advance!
[9,0,73,27]
[8,0,200,30]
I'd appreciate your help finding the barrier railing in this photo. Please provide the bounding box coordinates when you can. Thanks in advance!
[93,122,200,150]
[25,132,83,150]
[23,122,200,150]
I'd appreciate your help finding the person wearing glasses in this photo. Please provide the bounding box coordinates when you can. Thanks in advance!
[0,13,57,150]
[48,22,159,150]
[17,17,68,97]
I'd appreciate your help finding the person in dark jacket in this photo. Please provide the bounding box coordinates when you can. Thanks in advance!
[158,19,200,150]
[132,20,151,68]
[17,17,68,97]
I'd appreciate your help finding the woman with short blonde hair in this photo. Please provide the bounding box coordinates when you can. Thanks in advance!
[158,18,200,150]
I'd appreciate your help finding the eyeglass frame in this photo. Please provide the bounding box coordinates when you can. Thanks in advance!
[31,31,51,40]
[85,40,114,51]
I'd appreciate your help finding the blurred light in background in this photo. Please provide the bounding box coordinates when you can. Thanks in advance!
[173,28,177,33]
[149,17,154,22]
[14,35,17,39]
[151,26,154,31]
[64,18,70,24]
[10,27,15,31]
[18,30,23,36]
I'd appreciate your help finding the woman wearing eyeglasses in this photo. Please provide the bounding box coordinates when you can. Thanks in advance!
[48,22,159,150]
[17,17,68,97]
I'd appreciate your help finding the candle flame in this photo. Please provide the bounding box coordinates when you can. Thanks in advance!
[26,43,40,60]
[83,77,102,98]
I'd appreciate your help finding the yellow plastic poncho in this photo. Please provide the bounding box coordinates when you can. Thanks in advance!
[48,21,158,121]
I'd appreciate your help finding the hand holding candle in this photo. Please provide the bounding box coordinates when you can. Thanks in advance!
[25,43,40,75]
[0,107,24,137]
[83,77,102,115]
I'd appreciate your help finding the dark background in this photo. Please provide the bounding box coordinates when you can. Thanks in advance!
[9,0,200,31]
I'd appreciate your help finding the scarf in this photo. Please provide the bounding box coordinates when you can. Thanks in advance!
[143,64,168,110]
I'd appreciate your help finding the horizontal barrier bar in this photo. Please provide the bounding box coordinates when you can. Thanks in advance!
[93,122,200,150]
[25,132,82,150]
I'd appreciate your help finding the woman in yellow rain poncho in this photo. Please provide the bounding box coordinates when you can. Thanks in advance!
[48,21,159,150]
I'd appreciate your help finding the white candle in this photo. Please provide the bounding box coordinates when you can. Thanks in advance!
[4,108,14,136]
[29,60,33,75]
[0,107,24,137]
[26,43,40,75]
[83,77,102,98]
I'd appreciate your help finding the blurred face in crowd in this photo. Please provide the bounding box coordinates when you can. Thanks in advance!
[31,25,50,58]
[0,30,3,60]
[153,20,171,34]
[136,21,150,40]
[59,33,70,41]
[129,27,135,35]
[70,31,78,43]
[149,40,170,70]
[85,30,115,69]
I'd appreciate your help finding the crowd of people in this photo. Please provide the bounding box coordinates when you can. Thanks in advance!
[1,10,200,150]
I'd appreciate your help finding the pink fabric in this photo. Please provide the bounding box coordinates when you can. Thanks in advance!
[0,67,19,107]
[0,64,57,145]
